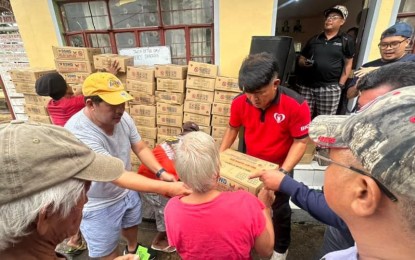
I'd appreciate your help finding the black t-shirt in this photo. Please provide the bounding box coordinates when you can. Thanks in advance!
[347,54,415,88]
[299,32,355,85]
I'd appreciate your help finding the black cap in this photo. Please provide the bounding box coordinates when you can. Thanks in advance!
[35,72,67,100]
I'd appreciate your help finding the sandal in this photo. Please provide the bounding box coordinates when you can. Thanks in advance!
[64,240,87,255]
[151,244,176,253]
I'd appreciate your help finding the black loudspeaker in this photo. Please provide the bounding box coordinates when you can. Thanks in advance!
[249,36,296,85]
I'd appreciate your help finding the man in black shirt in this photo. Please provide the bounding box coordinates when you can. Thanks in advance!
[297,5,355,118]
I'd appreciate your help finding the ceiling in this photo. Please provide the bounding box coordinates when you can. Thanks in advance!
[277,0,347,20]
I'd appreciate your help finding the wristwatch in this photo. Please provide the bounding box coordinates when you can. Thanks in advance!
[156,168,166,178]
[279,168,290,175]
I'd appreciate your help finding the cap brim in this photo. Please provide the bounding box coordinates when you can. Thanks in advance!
[73,153,124,182]
[324,8,344,18]
[99,90,133,105]
[309,115,349,148]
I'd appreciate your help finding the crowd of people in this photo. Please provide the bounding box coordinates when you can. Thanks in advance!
[0,4,414,260]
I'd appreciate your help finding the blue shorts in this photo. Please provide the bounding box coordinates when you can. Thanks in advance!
[80,190,142,258]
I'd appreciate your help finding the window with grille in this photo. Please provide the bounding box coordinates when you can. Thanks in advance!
[56,0,214,64]
[398,0,415,53]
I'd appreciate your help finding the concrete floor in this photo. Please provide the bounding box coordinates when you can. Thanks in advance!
[57,209,326,260]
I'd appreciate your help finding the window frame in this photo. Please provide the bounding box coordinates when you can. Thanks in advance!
[55,0,215,64]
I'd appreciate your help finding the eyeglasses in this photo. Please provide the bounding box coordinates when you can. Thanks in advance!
[314,153,398,202]
[378,39,407,50]
[325,15,342,21]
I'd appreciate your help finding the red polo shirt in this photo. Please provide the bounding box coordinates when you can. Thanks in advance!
[229,86,310,165]
[47,95,85,127]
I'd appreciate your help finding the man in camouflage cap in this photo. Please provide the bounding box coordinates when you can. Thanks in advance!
[308,86,415,259]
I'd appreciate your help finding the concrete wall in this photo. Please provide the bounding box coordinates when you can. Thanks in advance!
[217,0,275,77]
[11,0,59,68]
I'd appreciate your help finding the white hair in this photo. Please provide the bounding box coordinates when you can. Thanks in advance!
[0,179,85,251]
[174,131,220,193]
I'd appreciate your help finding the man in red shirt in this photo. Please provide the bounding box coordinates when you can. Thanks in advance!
[220,52,311,259]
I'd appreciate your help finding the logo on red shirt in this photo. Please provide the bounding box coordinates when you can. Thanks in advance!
[274,113,285,123]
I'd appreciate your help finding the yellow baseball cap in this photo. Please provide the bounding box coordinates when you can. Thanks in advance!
[82,72,133,105]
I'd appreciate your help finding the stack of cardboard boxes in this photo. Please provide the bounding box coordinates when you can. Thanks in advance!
[126,66,158,151]
[9,68,56,123]
[155,64,187,143]
[53,46,100,93]
[184,61,217,136]
[212,76,241,149]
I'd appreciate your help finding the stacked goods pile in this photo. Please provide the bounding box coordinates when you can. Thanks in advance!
[184,61,218,136]
[154,64,187,143]
[126,65,157,168]
[53,46,100,92]
[9,68,56,124]
[212,76,241,150]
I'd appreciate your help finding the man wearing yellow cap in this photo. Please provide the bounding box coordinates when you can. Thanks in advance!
[65,72,176,259]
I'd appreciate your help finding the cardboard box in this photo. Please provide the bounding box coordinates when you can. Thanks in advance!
[214,137,239,150]
[187,61,218,78]
[24,104,49,116]
[156,78,186,93]
[55,60,95,73]
[157,114,183,127]
[142,138,156,149]
[212,126,227,138]
[128,92,156,105]
[28,114,52,124]
[155,64,187,79]
[137,126,157,139]
[217,149,278,195]
[214,90,238,104]
[199,125,212,135]
[13,82,36,94]
[157,125,182,136]
[23,94,50,106]
[126,66,155,82]
[211,115,229,127]
[299,142,317,164]
[185,89,214,103]
[155,91,184,105]
[183,100,211,115]
[131,115,156,127]
[215,76,241,93]
[93,54,134,72]
[9,68,56,83]
[211,102,231,116]
[61,72,90,84]
[157,102,183,115]
[186,75,216,91]
[126,79,156,95]
[183,112,211,127]
[52,46,101,61]
[129,104,156,117]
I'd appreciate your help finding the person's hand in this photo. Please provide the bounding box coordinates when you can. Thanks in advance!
[106,60,120,75]
[114,254,139,260]
[354,66,379,78]
[164,181,192,197]
[159,171,177,182]
[347,85,359,99]
[257,188,275,208]
[249,169,286,191]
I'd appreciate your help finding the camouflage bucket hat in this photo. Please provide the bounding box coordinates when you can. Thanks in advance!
[309,86,415,199]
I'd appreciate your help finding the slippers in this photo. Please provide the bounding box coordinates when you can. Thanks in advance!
[151,244,176,253]
[64,240,87,255]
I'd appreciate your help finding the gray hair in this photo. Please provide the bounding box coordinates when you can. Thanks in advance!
[0,179,85,251]
[174,131,220,193]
